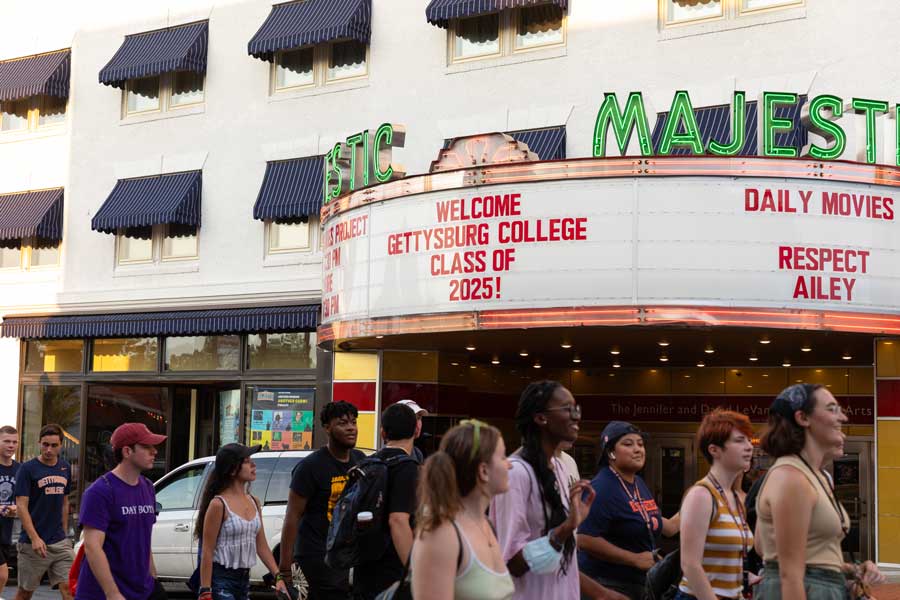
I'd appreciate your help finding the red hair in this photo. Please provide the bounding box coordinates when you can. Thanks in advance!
[697,409,753,464]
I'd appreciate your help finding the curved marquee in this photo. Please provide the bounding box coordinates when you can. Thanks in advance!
[319,156,900,341]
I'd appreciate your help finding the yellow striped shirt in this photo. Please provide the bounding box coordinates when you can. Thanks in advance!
[679,482,753,599]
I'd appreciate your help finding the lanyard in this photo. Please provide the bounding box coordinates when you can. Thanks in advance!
[795,454,850,536]
[610,467,656,550]
[706,473,749,558]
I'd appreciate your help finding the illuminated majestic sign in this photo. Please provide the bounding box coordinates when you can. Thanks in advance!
[323,124,406,204]
[593,91,896,164]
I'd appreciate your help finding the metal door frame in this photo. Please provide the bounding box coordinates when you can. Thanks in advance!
[833,437,874,562]
[644,434,697,511]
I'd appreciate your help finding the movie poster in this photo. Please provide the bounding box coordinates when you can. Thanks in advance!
[249,387,314,451]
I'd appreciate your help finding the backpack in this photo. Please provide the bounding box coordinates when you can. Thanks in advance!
[325,451,417,570]
[643,480,719,600]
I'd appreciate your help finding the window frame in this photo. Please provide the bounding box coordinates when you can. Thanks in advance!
[265,219,312,256]
[660,0,804,27]
[269,39,369,95]
[448,7,566,65]
[115,224,199,267]
[122,71,206,119]
[0,236,62,271]
[0,95,68,133]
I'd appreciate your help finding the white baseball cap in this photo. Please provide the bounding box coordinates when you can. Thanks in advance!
[397,399,429,416]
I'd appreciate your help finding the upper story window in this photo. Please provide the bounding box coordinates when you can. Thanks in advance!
[99,21,208,116]
[449,4,565,63]
[116,224,198,266]
[266,219,312,255]
[0,49,70,134]
[272,40,368,93]
[123,71,204,117]
[662,0,802,26]
[0,237,60,270]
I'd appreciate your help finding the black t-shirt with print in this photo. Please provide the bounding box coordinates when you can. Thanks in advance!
[290,447,365,560]
[353,447,419,595]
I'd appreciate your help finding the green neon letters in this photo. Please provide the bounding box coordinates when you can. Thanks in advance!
[762,92,799,158]
[593,92,653,157]
[851,98,889,164]
[322,123,406,204]
[806,95,845,160]
[658,91,703,155]
[707,92,746,156]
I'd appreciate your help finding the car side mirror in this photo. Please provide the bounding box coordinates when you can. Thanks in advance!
[155,501,163,516]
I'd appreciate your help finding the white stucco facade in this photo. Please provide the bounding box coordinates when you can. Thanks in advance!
[2,0,900,424]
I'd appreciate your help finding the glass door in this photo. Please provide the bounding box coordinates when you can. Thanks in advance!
[644,436,695,554]
[830,440,874,562]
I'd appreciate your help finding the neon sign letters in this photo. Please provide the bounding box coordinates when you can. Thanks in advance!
[322,123,406,205]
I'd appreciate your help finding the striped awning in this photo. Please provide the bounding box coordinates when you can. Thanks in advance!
[651,96,807,156]
[426,0,567,28]
[0,304,320,339]
[508,126,566,160]
[0,50,70,102]
[91,171,201,234]
[99,21,208,88]
[253,156,323,222]
[248,0,372,62]
[0,188,64,242]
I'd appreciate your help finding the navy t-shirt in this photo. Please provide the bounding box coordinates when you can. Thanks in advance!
[0,460,19,544]
[76,473,157,600]
[14,458,71,545]
[577,467,662,584]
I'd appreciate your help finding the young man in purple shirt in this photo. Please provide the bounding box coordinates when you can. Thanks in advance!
[76,423,167,600]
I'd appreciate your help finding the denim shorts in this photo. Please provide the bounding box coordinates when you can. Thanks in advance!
[212,563,251,600]
[754,561,849,600]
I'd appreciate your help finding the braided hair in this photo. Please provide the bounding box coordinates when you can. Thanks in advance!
[515,380,575,573]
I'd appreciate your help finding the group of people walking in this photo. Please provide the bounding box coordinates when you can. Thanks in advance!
[0,380,888,600]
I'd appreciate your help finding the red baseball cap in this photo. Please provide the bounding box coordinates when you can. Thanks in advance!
[110,423,167,450]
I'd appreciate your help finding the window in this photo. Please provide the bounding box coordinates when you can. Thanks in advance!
[123,71,204,117]
[0,237,61,270]
[272,40,368,93]
[264,456,305,504]
[116,224,198,266]
[164,335,240,371]
[450,6,565,63]
[24,340,84,373]
[267,220,311,254]
[155,464,207,511]
[0,95,67,132]
[248,457,278,501]
[661,0,802,26]
[247,332,317,370]
[91,337,158,372]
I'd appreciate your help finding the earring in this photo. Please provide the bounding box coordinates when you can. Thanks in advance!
[610,454,616,461]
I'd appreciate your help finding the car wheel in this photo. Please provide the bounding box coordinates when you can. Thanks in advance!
[291,563,309,600]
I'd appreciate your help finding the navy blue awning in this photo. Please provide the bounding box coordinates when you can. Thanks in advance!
[426,0,567,28]
[249,0,371,62]
[0,188,64,241]
[99,21,208,88]
[253,156,323,222]
[651,96,807,157]
[0,305,320,339]
[92,171,202,234]
[508,126,566,160]
[0,50,70,102]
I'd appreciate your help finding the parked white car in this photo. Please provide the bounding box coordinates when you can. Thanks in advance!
[151,450,311,598]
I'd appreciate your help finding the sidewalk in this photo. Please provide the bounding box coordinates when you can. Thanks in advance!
[876,583,900,600]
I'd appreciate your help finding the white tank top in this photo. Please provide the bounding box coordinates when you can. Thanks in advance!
[212,495,261,569]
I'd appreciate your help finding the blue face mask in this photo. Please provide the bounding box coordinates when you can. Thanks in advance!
[522,536,562,575]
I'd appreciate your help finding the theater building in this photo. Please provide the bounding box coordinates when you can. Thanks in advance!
[1,0,900,567]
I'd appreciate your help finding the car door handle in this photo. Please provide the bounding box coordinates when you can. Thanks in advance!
[174,523,190,532]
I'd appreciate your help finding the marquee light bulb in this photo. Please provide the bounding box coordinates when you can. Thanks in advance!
[519,349,529,357]
[659,355,669,362]
[465,345,476,351]
[705,346,715,354]
[610,347,621,355]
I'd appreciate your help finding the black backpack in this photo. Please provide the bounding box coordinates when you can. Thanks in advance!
[325,451,417,570]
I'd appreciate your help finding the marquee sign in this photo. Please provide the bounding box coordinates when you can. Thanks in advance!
[323,123,406,204]
[320,170,899,325]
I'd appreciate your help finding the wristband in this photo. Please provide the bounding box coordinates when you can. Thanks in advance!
[199,592,212,600]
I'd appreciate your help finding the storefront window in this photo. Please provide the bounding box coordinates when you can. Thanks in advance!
[247,332,316,370]
[24,339,84,373]
[164,335,240,371]
[85,385,168,485]
[20,385,82,530]
[246,386,315,451]
[92,337,158,372]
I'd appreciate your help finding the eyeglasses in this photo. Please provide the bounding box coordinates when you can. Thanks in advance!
[542,404,582,419]
[823,404,846,416]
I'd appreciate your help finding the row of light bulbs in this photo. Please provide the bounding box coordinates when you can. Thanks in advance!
[460,338,853,368]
